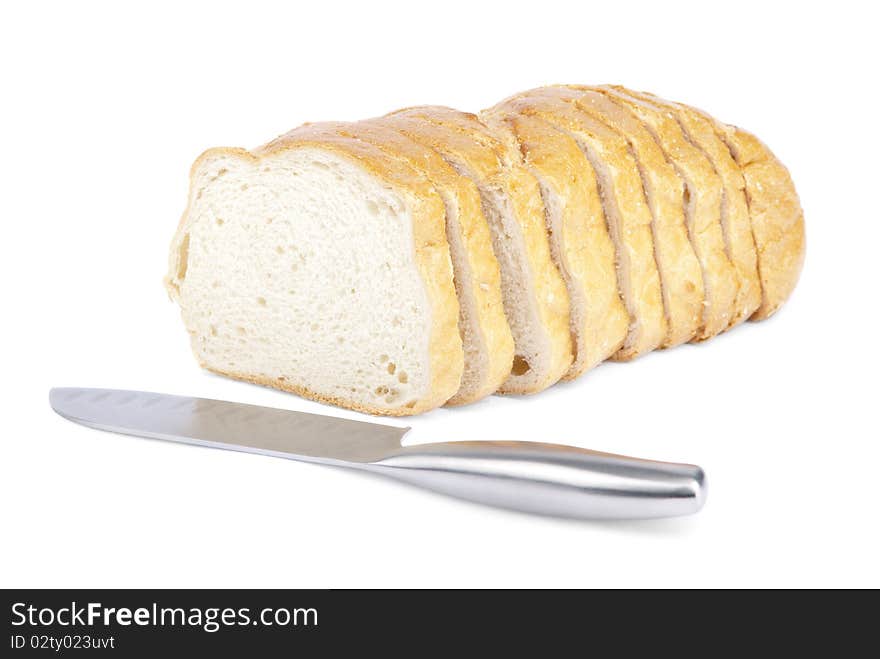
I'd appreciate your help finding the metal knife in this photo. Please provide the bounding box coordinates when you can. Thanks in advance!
[49,387,706,520]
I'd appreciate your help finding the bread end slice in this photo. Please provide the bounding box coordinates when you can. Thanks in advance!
[716,125,805,320]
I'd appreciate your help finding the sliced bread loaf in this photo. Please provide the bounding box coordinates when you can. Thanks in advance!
[711,123,806,320]
[382,107,573,394]
[165,130,463,415]
[487,88,667,360]
[167,84,804,416]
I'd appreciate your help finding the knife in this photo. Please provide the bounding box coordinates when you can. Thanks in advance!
[49,387,706,520]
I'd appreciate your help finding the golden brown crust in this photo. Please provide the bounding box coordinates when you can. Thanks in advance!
[314,118,515,405]
[712,124,805,320]
[488,88,667,360]
[598,86,739,341]
[382,107,573,393]
[618,89,762,326]
[172,131,464,416]
[566,88,705,347]
[480,110,628,376]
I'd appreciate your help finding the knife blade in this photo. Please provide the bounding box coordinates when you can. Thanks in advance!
[49,387,706,520]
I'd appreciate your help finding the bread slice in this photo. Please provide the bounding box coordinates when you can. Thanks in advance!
[615,89,762,326]
[567,88,705,347]
[165,129,463,416]
[304,118,515,405]
[711,123,806,320]
[381,107,573,394]
[487,88,667,360]
[596,86,739,340]
[479,110,628,376]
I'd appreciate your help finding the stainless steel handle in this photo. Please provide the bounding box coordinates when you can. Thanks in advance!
[367,441,706,519]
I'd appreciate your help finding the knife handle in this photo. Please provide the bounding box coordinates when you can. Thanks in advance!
[368,441,705,520]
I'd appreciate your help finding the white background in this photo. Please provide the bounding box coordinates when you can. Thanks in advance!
[2,1,877,588]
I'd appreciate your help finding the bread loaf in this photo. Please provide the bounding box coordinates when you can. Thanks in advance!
[166,84,804,415]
